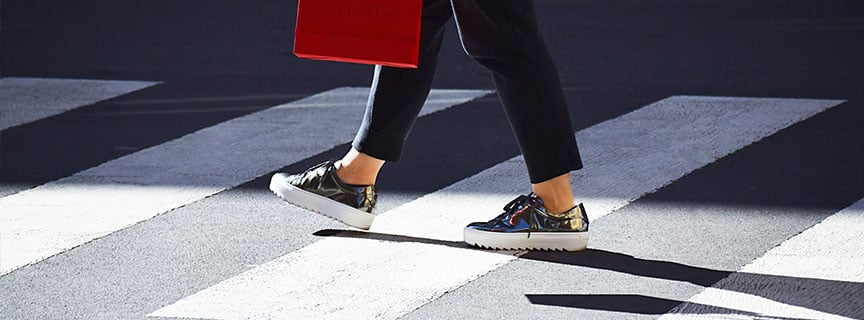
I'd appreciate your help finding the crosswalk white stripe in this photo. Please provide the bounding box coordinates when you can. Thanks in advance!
[658,198,864,320]
[0,87,491,276]
[148,96,845,320]
[0,77,158,131]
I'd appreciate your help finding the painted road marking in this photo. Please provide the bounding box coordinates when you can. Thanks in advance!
[0,87,491,276]
[659,198,864,320]
[149,96,844,320]
[0,77,158,131]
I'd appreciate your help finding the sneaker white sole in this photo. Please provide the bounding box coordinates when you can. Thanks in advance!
[269,174,374,230]
[463,228,589,251]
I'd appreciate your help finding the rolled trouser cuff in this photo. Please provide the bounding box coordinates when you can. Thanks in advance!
[352,129,407,162]
[526,142,584,184]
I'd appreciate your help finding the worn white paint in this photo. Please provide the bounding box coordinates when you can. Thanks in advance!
[149,96,844,320]
[0,87,491,276]
[660,198,864,320]
[738,199,864,282]
[0,77,158,130]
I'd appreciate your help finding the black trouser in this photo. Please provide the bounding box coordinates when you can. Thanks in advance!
[351,0,583,184]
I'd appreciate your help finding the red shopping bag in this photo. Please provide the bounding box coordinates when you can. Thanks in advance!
[293,0,423,68]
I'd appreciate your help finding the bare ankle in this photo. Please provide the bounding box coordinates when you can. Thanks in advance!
[540,198,576,215]
[335,149,385,186]
[532,173,576,214]
[335,161,376,186]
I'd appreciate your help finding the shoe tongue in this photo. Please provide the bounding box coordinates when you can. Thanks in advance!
[529,193,544,207]
[519,194,542,212]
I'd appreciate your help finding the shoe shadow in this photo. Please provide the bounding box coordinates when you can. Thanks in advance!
[315,228,864,319]
[313,229,472,250]
[522,249,730,287]
[313,228,729,285]
[525,294,812,320]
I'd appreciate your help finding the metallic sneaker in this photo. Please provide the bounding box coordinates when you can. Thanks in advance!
[463,193,589,251]
[269,161,377,229]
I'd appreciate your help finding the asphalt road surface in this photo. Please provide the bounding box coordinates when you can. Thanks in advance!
[1,0,863,319]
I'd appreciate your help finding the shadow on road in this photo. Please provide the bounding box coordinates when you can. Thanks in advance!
[315,228,864,319]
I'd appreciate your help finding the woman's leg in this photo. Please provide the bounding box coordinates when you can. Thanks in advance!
[337,0,455,185]
[271,0,455,229]
[450,0,583,213]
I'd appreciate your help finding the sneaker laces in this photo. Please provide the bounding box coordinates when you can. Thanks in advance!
[502,194,536,213]
[489,193,541,224]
